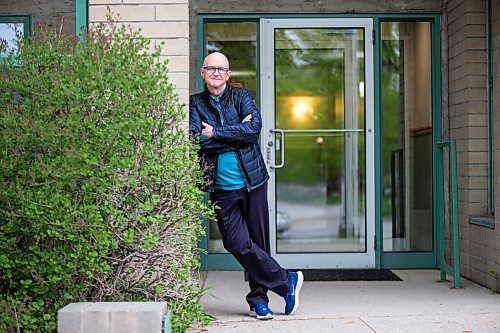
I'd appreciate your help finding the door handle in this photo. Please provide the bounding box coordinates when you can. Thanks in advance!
[270,129,285,169]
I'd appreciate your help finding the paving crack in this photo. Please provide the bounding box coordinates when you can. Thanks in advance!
[358,317,377,332]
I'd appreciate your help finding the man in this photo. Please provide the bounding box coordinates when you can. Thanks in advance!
[189,52,303,320]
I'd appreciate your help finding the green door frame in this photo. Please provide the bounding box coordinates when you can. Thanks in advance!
[76,0,89,37]
[0,15,31,36]
[197,12,442,271]
[377,15,442,268]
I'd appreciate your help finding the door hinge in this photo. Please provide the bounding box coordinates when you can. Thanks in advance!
[372,29,375,45]
[374,235,377,250]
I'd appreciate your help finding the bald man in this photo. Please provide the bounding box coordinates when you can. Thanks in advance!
[189,52,303,319]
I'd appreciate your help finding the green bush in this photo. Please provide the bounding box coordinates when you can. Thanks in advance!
[0,22,213,332]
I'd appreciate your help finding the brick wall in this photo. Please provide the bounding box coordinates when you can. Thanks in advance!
[89,0,189,106]
[0,0,76,34]
[447,0,499,289]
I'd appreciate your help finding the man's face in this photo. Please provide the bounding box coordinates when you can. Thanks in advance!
[201,53,231,91]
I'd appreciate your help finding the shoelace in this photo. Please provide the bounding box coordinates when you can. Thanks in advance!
[254,304,272,314]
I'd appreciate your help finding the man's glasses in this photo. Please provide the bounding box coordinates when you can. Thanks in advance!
[203,66,229,74]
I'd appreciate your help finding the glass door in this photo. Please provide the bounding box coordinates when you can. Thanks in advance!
[261,18,375,268]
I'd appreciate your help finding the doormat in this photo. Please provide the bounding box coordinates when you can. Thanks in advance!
[244,269,402,282]
[302,269,402,281]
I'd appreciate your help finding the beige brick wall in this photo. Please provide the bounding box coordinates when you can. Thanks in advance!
[447,0,499,290]
[89,0,190,106]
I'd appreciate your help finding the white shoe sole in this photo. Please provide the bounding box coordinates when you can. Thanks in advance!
[248,309,275,320]
[288,271,304,315]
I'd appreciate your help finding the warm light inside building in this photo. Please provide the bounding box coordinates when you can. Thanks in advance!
[288,96,318,121]
[293,102,311,119]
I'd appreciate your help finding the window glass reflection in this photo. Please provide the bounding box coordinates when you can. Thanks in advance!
[0,22,23,56]
[381,22,433,252]
[275,28,366,253]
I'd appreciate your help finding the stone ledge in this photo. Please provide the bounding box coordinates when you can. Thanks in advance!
[58,302,170,333]
[469,215,495,229]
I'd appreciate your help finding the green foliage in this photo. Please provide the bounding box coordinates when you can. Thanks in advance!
[0,22,213,332]
[170,289,214,332]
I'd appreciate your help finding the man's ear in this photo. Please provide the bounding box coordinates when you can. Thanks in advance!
[226,70,231,81]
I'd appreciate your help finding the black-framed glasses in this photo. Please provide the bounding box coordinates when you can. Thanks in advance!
[203,66,229,74]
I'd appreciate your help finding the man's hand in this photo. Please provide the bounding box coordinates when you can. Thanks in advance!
[202,121,213,138]
[202,114,251,139]
[242,114,252,123]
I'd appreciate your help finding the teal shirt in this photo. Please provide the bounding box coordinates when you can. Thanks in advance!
[210,92,246,190]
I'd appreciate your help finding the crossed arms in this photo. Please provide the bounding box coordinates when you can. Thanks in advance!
[189,89,262,154]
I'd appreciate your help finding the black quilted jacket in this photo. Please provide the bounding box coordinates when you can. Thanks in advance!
[189,85,269,192]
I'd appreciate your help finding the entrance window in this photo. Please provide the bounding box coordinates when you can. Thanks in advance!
[205,21,258,253]
[205,22,258,98]
[381,21,433,252]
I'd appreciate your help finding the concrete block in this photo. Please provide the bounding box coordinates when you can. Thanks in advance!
[123,21,188,38]
[58,302,169,333]
[153,38,189,56]
[111,302,166,333]
[82,302,113,332]
[175,88,190,105]
[90,0,122,4]
[91,5,156,22]
[156,4,189,21]
[168,72,189,89]
[57,303,92,333]
[467,114,487,127]
[124,0,188,5]
[468,175,488,190]
[159,55,189,73]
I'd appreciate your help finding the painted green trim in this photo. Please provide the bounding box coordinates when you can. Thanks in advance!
[436,141,460,288]
[196,17,206,266]
[196,17,205,93]
[163,310,172,333]
[487,0,494,215]
[196,18,208,270]
[23,17,30,36]
[469,216,495,229]
[431,15,442,271]
[0,15,31,34]
[380,252,437,268]
[198,13,441,20]
[450,141,460,288]
[75,0,89,37]
[436,143,445,280]
[373,16,382,269]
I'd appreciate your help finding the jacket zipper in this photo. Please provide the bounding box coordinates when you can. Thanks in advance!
[208,88,251,191]
[235,150,251,192]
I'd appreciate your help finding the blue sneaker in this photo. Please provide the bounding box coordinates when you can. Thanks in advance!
[284,271,303,315]
[248,303,275,320]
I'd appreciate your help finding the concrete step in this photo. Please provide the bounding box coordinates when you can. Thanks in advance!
[58,302,169,333]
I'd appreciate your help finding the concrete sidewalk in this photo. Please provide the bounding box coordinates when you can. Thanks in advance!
[191,270,500,333]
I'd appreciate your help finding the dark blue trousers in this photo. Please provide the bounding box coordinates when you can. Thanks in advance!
[211,183,289,307]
